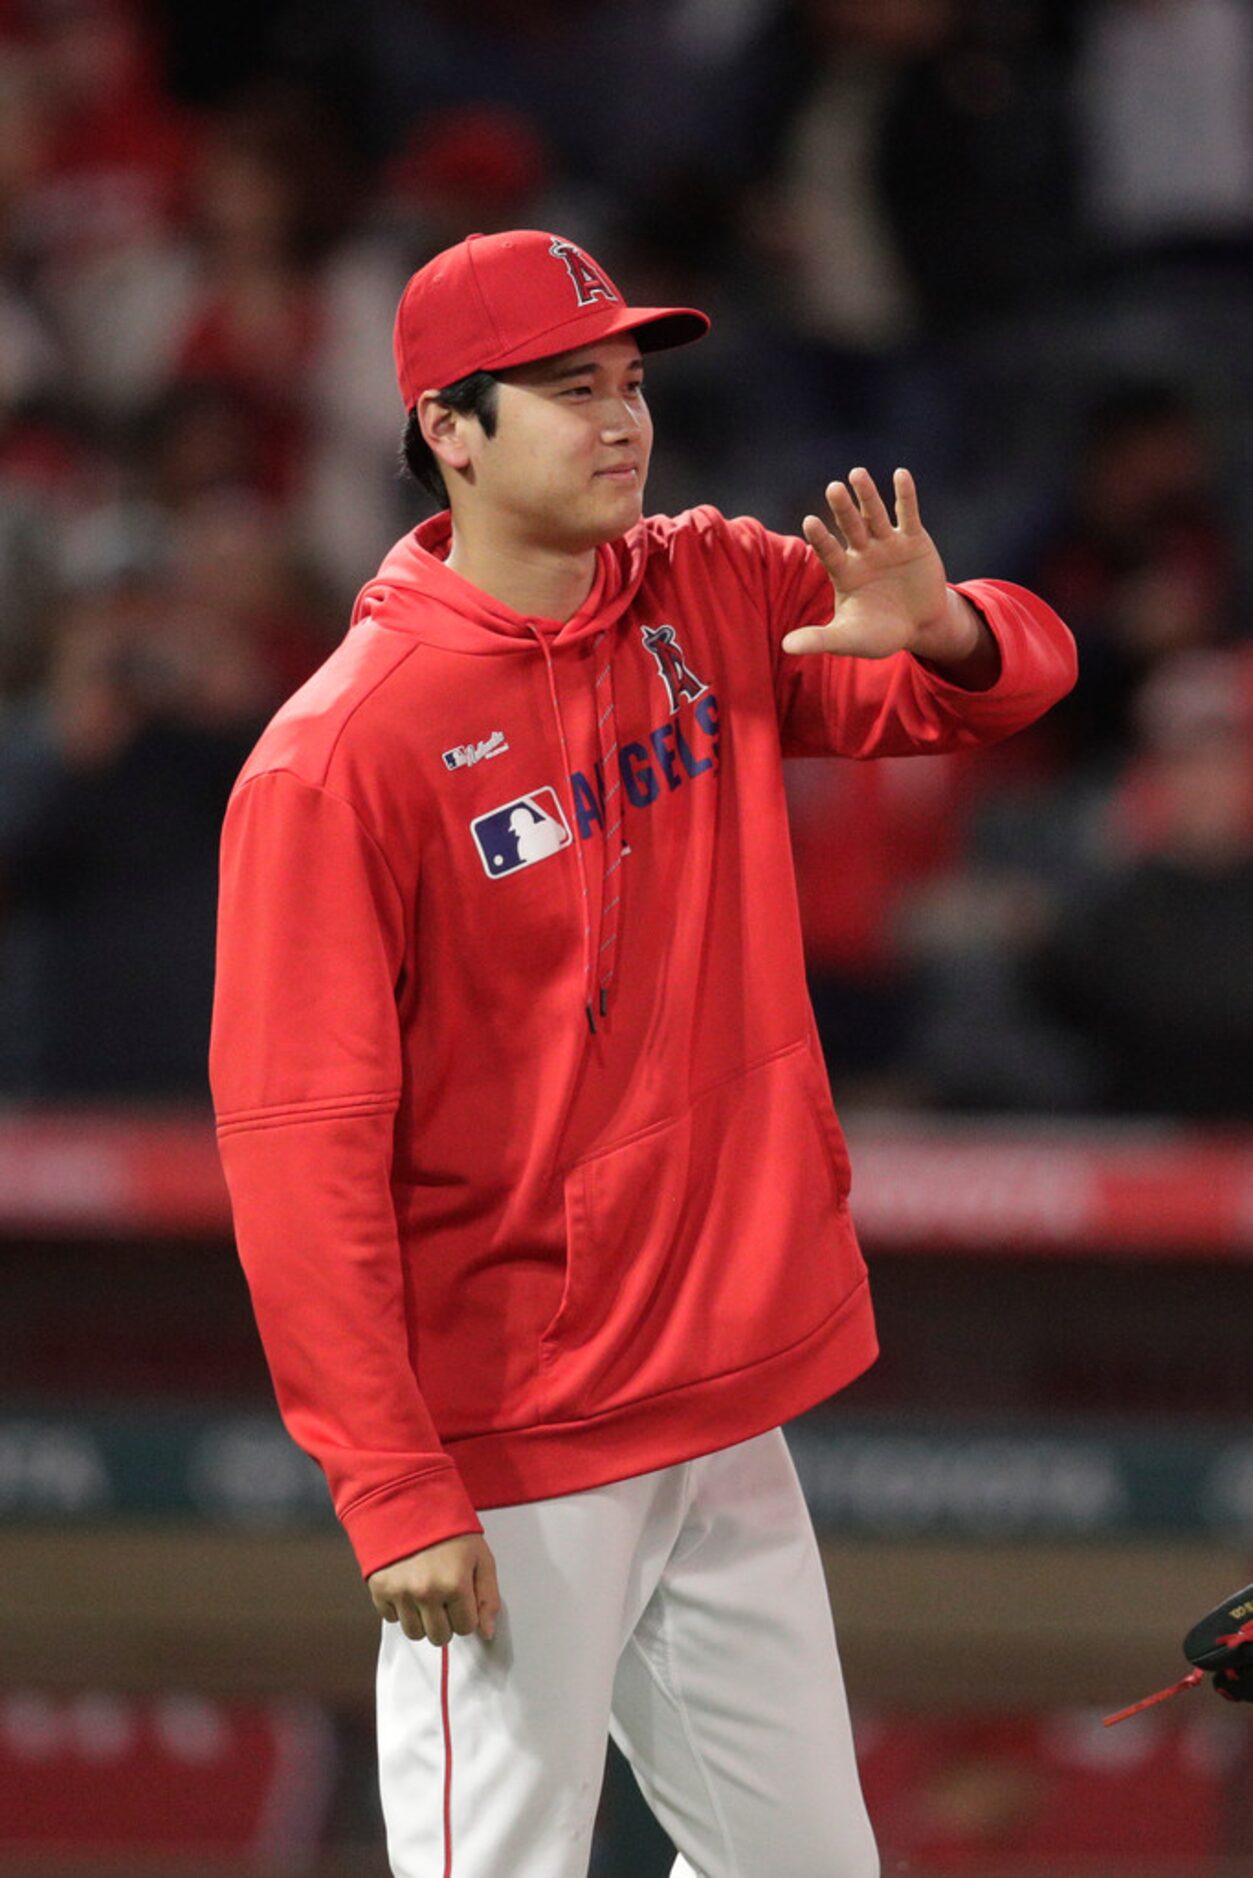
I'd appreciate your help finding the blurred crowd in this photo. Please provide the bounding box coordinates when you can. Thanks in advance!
[0,0,1248,1115]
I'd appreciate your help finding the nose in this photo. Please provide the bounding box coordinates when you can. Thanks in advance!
[602,397,642,438]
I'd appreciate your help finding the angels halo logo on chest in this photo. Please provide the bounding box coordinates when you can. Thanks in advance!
[639,625,708,716]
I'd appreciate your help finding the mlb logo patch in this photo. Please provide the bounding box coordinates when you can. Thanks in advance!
[471,788,572,879]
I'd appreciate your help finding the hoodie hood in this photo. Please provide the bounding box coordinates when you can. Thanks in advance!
[351,511,651,653]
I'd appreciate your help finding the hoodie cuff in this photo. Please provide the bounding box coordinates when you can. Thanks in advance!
[340,1464,484,1580]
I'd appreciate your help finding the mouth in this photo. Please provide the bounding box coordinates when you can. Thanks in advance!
[595,464,639,482]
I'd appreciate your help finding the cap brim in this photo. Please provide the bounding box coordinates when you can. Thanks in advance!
[481,302,710,375]
[627,308,711,354]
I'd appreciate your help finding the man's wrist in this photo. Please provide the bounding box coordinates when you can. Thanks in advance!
[912,591,1001,690]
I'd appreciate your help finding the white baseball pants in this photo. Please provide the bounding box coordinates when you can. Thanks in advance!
[376,1427,879,1878]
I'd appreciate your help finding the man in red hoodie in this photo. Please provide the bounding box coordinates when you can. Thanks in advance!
[210,230,1076,1877]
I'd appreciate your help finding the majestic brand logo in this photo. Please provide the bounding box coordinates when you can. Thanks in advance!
[443,730,509,771]
[640,625,708,715]
[471,788,572,879]
[550,238,618,309]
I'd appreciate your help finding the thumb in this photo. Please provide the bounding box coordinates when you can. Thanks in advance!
[780,622,839,657]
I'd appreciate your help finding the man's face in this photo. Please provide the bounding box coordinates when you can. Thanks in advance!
[457,335,654,552]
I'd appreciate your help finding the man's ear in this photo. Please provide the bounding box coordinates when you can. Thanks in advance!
[417,391,475,476]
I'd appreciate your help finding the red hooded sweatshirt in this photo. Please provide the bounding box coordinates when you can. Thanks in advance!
[210,506,1076,1578]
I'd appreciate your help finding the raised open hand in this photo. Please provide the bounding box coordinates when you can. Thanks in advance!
[782,467,986,668]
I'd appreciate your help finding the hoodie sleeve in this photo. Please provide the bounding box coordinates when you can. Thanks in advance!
[210,768,483,1577]
[712,513,1077,757]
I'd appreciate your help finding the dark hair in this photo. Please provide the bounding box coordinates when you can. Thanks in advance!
[400,370,500,506]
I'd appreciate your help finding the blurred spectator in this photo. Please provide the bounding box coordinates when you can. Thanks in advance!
[0,33,81,694]
[172,87,357,499]
[876,0,1077,331]
[0,38,60,408]
[133,378,272,513]
[892,780,1106,1113]
[14,0,191,239]
[1072,0,1253,258]
[152,0,289,108]
[0,402,110,705]
[1032,649,1253,1117]
[299,103,567,597]
[7,0,202,411]
[787,751,976,1100]
[894,644,1253,1116]
[740,0,1078,510]
[0,414,65,702]
[752,0,1075,343]
[343,0,794,198]
[165,488,333,697]
[746,1,948,360]
[1015,382,1237,769]
[0,534,276,1098]
[384,104,556,245]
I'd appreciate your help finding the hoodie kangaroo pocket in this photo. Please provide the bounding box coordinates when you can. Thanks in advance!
[538,1040,859,1421]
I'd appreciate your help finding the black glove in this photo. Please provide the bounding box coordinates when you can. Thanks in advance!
[1105,1582,1253,1725]
[1183,1585,1253,1703]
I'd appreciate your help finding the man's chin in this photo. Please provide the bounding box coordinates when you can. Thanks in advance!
[524,485,646,553]
[590,488,646,544]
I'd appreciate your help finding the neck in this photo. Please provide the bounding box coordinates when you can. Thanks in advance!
[445,520,598,624]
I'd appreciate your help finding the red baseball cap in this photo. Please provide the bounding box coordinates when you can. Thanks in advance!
[393,229,710,409]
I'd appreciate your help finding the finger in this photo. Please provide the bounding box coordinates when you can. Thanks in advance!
[801,513,847,579]
[849,466,892,538]
[373,1596,400,1624]
[444,1589,479,1639]
[825,479,868,550]
[475,1555,501,1642]
[893,466,922,535]
[398,1601,427,1644]
[419,1602,452,1648]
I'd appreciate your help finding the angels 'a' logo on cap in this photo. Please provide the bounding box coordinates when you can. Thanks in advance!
[549,238,618,309]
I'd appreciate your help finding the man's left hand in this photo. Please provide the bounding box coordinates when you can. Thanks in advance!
[781,467,998,683]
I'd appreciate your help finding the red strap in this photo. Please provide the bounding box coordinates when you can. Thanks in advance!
[441,1647,454,1877]
[1103,1667,1204,1727]
[1104,1616,1253,1726]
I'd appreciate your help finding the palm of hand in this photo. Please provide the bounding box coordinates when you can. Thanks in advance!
[781,467,953,661]
[828,531,948,658]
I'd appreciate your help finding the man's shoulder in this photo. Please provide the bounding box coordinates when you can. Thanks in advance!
[235,623,423,796]
[632,506,806,606]
[638,503,744,548]
[635,504,786,566]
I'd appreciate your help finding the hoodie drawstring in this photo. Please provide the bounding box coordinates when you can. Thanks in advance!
[532,625,628,1035]
[592,628,629,1026]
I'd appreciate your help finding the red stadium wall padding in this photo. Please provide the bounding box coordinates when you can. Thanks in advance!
[4,1110,1253,1253]
[0,1692,335,1861]
[855,1705,1242,1870]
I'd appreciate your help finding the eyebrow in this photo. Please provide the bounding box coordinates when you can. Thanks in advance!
[530,354,646,383]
